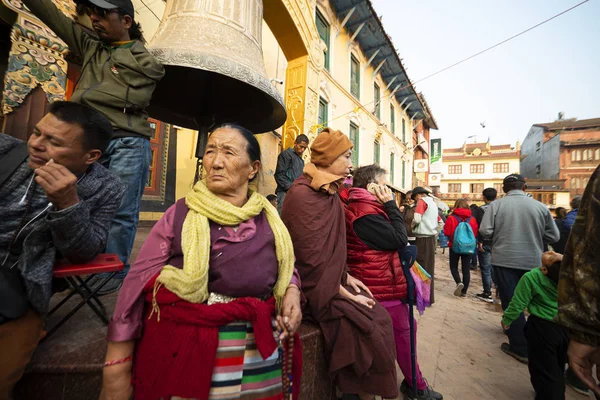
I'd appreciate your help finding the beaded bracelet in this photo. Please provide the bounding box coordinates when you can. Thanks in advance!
[104,355,132,367]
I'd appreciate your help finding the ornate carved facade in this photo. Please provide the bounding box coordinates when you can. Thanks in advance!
[1,0,72,115]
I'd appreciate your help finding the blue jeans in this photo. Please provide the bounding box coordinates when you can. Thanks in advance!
[494,265,528,357]
[99,136,151,279]
[478,245,493,294]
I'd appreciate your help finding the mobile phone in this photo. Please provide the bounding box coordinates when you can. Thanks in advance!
[367,183,378,195]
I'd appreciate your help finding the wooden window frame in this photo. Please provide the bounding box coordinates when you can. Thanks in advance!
[470,164,485,174]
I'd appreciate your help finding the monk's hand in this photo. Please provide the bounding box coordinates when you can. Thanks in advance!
[34,161,79,210]
[277,285,302,340]
[346,273,373,297]
[339,285,375,309]
[568,340,600,397]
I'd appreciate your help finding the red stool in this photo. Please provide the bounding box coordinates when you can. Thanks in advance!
[44,254,123,340]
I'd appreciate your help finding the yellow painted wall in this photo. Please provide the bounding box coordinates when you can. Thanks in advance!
[174,128,199,201]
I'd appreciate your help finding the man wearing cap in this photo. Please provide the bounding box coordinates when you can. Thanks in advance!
[21,0,165,294]
[480,174,559,363]
[412,186,443,304]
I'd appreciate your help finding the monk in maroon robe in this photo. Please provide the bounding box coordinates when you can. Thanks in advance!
[282,128,398,399]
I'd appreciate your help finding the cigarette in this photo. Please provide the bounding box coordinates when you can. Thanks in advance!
[46,159,54,165]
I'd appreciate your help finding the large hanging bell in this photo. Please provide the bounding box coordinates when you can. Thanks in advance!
[147,0,286,134]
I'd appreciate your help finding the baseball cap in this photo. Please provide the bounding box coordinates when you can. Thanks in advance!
[87,0,134,16]
[503,173,525,184]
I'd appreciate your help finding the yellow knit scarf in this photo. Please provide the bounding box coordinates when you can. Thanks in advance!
[156,180,295,310]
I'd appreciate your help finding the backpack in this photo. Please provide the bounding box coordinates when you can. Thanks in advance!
[451,215,476,255]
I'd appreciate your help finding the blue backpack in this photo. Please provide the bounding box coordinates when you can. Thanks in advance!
[451,215,476,255]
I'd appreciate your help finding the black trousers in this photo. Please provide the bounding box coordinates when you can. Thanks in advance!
[525,315,569,400]
[416,236,436,304]
[449,249,470,293]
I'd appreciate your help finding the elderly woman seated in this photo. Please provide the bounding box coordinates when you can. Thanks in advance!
[100,124,302,400]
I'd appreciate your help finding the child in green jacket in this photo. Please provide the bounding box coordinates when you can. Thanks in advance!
[502,251,567,400]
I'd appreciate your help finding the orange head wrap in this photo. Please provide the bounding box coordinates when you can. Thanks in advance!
[310,128,353,167]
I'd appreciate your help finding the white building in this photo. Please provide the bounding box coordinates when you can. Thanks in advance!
[439,141,522,205]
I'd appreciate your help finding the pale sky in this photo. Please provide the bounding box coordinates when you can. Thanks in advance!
[371,0,600,149]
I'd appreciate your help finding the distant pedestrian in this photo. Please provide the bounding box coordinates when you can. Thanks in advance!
[412,187,443,304]
[480,174,560,363]
[469,204,479,270]
[557,165,600,398]
[501,252,567,400]
[274,134,309,213]
[401,200,417,246]
[443,199,478,298]
[472,188,497,303]
[551,207,570,254]
[266,194,278,208]
[562,196,581,231]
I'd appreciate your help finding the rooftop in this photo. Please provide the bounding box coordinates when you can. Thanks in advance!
[533,117,600,131]
[443,141,518,155]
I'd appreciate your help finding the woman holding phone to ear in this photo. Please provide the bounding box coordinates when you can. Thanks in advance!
[343,165,444,400]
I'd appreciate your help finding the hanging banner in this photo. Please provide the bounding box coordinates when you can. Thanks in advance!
[430,138,442,173]
[414,159,428,173]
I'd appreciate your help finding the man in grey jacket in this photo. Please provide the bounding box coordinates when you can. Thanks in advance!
[0,102,125,398]
[480,174,559,363]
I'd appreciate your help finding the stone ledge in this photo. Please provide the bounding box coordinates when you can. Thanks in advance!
[14,292,335,400]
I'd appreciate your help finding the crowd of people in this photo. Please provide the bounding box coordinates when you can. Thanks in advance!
[0,0,599,398]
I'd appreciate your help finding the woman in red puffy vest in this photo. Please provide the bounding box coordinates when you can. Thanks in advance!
[344,165,443,400]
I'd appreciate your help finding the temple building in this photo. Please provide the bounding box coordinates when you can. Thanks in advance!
[438,141,522,206]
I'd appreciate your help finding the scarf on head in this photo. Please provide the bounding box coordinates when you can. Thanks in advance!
[156,180,295,309]
[303,162,346,195]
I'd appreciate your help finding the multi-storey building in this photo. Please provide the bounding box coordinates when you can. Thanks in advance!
[308,0,437,195]
[521,117,600,197]
[438,141,522,205]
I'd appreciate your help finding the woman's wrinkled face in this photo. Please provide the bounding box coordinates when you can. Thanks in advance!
[203,128,260,196]
[325,149,353,177]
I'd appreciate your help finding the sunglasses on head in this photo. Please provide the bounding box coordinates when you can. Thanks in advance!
[85,5,119,18]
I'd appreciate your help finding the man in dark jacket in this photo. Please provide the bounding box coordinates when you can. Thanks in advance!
[274,134,309,213]
[563,196,581,231]
[21,0,165,294]
[0,102,125,398]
